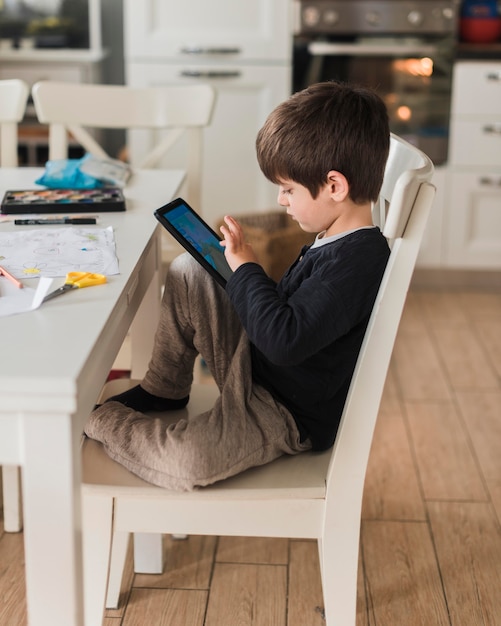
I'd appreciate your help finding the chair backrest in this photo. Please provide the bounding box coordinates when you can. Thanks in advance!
[324,133,435,518]
[31,80,217,208]
[0,79,29,167]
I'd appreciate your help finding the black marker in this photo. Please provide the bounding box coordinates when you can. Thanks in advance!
[14,218,97,225]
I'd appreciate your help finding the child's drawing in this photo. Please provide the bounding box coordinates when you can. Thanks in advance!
[0,226,119,279]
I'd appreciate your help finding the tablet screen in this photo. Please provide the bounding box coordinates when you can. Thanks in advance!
[154,198,233,287]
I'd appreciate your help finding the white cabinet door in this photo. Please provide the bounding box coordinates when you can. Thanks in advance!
[445,171,501,269]
[124,0,292,63]
[451,61,501,117]
[127,63,291,227]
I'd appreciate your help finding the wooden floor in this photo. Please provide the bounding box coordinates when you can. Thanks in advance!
[1,289,501,626]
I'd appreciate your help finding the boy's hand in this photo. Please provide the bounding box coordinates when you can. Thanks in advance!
[220,215,260,272]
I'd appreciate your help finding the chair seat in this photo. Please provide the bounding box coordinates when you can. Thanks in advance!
[82,384,331,501]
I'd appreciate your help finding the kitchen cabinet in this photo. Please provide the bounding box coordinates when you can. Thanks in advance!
[123,0,293,227]
[124,0,291,63]
[445,60,501,269]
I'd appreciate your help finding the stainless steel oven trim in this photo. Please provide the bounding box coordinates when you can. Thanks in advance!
[308,41,440,57]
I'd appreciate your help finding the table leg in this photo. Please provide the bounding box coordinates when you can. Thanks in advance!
[21,412,84,626]
[129,234,161,380]
[128,232,165,576]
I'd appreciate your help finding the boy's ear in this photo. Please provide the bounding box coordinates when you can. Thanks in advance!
[326,170,350,201]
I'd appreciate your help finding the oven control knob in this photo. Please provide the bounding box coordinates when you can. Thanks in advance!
[302,6,321,28]
[366,11,382,26]
[407,10,424,26]
[323,9,339,26]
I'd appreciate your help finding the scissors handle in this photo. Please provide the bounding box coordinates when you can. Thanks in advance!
[67,272,107,288]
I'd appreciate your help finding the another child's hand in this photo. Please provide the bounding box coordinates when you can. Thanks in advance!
[220,215,260,272]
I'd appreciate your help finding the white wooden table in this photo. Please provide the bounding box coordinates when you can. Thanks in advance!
[0,167,185,626]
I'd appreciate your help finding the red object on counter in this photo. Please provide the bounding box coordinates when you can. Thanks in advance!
[461,17,501,42]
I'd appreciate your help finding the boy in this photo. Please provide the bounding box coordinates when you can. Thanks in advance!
[84,81,391,491]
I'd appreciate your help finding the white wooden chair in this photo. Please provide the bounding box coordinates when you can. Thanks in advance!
[0,78,30,533]
[31,80,216,213]
[81,134,436,626]
[0,78,29,168]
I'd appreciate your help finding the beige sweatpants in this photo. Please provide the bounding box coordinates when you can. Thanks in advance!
[84,254,310,491]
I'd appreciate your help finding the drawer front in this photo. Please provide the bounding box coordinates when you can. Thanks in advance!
[452,62,501,117]
[446,171,501,269]
[0,65,83,87]
[450,119,501,167]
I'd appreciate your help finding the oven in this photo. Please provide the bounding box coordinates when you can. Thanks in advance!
[293,0,461,165]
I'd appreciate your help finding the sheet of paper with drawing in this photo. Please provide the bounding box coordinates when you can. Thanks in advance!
[0,226,119,279]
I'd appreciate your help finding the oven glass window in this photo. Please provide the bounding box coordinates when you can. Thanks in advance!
[293,39,455,165]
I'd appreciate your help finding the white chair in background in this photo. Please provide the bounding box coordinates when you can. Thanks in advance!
[31,80,217,376]
[81,133,436,626]
[31,80,217,213]
[0,78,29,167]
[0,78,30,533]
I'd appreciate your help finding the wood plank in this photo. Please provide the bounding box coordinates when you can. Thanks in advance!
[122,588,207,626]
[0,521,27,626]
[456,391,501,479]
[486,477,501,526]
[474,318,501,379]
[287,540,325,626]
[133,534,216,590]
[216,536,288,565]
[392,330,451,401]
[428,501,501,626]
[457,292,501,319]
[205,562,287,626]
[405,401,487,501]
[363,408,426,521]
[431,324,498,390]
[362,520,449,625]
[416,291,470,326]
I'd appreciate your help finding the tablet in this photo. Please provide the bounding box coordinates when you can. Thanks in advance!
[154,197,233,287]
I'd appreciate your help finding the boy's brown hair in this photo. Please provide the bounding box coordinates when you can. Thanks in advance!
[256,81,390,204]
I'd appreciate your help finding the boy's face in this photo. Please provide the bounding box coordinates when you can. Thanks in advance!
[277,179,339,234]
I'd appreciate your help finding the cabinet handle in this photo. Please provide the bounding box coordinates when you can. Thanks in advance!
[479,176,501,186]
[483,124,501,135]
[486,71,501,82]
[180,46,241,55]
[180,69,241,79]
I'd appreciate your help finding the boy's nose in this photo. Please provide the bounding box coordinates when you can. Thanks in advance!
[277,192,289,207]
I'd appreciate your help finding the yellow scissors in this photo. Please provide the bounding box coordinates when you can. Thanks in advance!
[43,272,107,303]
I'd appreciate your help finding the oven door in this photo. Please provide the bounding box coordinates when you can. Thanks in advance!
[293,36,455,164]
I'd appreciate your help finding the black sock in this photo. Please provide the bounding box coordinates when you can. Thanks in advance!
[104,384,189,411]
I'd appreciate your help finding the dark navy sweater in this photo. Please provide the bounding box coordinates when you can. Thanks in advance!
[226,227,390,450]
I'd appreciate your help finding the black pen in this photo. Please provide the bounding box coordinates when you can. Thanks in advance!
[14,218,97,225]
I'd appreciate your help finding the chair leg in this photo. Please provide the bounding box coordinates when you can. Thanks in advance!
[105,531,130,609]
[133,532,164,574]
[319,530,359,626]
[82,494,114,626]
[2,465,23,532]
